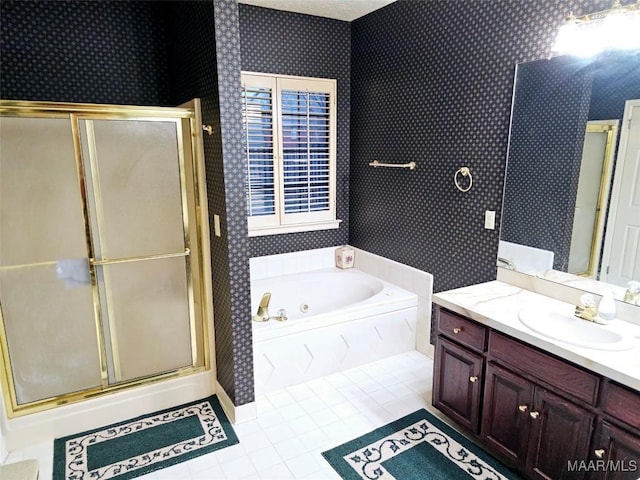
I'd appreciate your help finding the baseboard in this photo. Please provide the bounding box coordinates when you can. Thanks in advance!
[0,432,7,463]
[215,381,257,424]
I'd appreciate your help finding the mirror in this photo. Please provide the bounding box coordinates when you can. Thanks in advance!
[499,50,640,305]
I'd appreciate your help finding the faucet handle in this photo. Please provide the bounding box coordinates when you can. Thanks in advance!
[624,281,640,304]
[259,292,272,308]
[579,293,597,308]
[574,306,596,322]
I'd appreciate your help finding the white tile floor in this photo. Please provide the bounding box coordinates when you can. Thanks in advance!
[5,351,438,480]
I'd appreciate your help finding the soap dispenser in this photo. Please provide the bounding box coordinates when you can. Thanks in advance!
[597,291,616,324]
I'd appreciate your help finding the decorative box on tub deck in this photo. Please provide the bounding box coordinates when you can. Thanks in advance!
[335,246,355,269]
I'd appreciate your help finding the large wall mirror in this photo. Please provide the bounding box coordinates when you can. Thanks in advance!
[499,50,640,306]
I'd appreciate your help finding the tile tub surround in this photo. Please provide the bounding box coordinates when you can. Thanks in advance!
[253,307,418,396]
[249,246,434,356]
[433,281,640,391]
[353,248,434,357]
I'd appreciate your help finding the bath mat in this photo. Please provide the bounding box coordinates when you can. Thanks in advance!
[322,409,521,480]
[53,395,237,480]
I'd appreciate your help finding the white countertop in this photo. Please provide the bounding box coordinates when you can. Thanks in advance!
[433,281,640,392]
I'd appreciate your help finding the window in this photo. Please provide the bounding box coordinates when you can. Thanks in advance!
[241,72,340,236]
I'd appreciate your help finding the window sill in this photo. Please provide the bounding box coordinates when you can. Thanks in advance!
[248,219,342,237]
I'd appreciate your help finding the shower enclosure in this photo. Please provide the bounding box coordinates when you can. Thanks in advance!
[0,100,212,417]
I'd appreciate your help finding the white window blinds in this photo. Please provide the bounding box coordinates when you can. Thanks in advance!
[241,73,337,235]
[241,75,277,222]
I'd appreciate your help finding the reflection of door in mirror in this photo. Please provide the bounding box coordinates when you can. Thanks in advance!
[601,99,640,287]
[568,120,618,277]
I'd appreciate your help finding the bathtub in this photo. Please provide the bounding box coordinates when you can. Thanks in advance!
[252,268,418,395]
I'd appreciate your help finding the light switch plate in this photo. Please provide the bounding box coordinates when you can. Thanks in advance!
[484,210,496,230]
[214,214,221,237]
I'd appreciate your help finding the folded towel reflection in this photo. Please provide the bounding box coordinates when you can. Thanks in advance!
[56,258,91,287]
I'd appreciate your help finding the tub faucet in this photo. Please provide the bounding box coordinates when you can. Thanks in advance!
[253,292,271,322]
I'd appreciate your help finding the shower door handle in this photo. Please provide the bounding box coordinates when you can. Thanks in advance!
[90,248,190,266]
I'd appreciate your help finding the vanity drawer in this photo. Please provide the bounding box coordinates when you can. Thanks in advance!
[489,332,600,406]
[601,381,640,431]
[437,309,487,353]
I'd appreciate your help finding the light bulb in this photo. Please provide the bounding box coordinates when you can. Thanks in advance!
[602,3,631,50]
[552,14,580,54]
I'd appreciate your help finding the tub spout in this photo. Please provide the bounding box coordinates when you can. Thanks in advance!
[253,292,271,322]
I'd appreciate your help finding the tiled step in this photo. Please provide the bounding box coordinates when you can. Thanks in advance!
[0,459,38,480]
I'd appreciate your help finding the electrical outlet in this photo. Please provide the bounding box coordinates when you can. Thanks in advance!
[484,210,496,230]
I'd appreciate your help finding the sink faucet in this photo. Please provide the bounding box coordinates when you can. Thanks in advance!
[574,294,608,325]
[624,281,640,304]
[574,304,598,322]
[253,292,271,322]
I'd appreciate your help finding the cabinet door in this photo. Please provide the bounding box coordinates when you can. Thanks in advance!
[588,421,640,480]
[526,388,594,479]
[481,363,533,466]
[433,336,484,433]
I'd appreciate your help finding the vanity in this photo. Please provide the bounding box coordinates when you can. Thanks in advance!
[432,282,640,480]
[433,44,640,479]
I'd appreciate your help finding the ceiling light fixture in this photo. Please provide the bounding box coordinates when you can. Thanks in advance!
[552,0,640,57]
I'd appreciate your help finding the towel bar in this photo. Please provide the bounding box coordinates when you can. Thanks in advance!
[369,160,416,170]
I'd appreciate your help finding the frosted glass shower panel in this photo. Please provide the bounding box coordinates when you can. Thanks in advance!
[0,100,207,416]
[0,116,102,405]
[0,265,102,404]
[86,119,186,259]
[0,117,88,266]
[100,256,192,383]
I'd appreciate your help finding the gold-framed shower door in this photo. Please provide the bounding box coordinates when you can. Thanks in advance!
[0,99,212,418]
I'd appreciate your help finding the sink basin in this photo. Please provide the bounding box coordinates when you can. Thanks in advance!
[518,309,633,351]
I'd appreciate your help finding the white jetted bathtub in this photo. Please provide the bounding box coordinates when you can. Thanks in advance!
[251,268,418,395]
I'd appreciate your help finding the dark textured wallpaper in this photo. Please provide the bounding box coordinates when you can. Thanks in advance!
[349,0,611,295]
[238,5,351,258]
[211,0,255,406]
[589,51,640,121]
[501,56,593,271]
[0,1,171,105]
[3,0,630,408]
[1,0,255,406]
[165,1,254,407]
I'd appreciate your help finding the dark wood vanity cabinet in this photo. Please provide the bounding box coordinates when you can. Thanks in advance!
[590,421,640,480]
[433,306,640,480]
[525,387,594,479]
[433,309,486,433]
[589,381,640,480]
[482,363,534,464]
[433,337,483,432]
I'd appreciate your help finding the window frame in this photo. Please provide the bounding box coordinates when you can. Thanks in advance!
[241,71,340,237]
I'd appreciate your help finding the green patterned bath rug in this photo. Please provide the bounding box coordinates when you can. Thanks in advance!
[322,409,521,479]
[53,395,237,479]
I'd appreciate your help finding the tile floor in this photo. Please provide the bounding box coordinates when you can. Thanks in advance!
[6,351,441,480]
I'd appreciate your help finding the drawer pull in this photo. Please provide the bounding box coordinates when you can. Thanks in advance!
[469,376,478,383]
[594,449,605,459]
[529,411,540,419]
[453,327,462,334]
[518,405,528,412]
